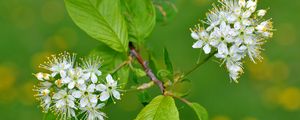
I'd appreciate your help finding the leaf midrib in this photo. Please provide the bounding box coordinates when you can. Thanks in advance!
[87,0,127,52]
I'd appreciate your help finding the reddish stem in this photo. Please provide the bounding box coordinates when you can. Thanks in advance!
[129,42,165,93]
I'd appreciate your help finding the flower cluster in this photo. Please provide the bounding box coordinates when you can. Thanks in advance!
[34,52,121,120]
[190,0,273,82]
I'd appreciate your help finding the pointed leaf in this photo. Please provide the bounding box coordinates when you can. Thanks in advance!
[121,0,156,42]
[188,102,208,120]
[65,0,128,52]
[135,95,179,120]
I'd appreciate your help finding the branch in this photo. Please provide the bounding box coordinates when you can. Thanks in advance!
[184,51,217,77]
[129,42,165,94]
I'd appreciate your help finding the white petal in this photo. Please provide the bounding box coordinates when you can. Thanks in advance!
[242,10,252,18]
[203,44,211,54]
[60,70,67,78]
[82,73,90,80]
[100,91,110,101]
[112,90,121,100]
[77,79,85,84]
[56,100,66,108]
[78,84,87,91]
[68,81,75,89]
[35,73,44,81]
[191,32,200,40]
[62,77,71,83]
[87,84,95,93]
[96,70,102,76]
[218,42,229,55]
[106,74,115,84]
[72,91,82,98]
[80,97,89,107]
[91,73,98,83]
[96,84,107,92]
[96,103,106,109]
[89,95,98,103]
[68,101,75,108]
[192,41,203,48]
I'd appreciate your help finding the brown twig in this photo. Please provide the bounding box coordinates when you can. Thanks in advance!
[129,42,165,94]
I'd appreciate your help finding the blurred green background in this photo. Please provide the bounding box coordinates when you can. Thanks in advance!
[1,0,300,120]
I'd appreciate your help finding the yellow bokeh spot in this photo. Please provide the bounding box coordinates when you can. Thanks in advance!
[0,66,17,92]
[212,115,231,120]
[0,65,18,102]
[247,59,289,82]
[247,59,273,81]
[278,87,300,111]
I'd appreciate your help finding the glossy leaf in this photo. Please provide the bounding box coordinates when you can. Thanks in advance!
[135,95,179,120]
[188,102,208,120]
[65,0,128,52]
[121,0,156,42]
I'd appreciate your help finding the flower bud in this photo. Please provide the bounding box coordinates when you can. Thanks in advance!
[257,9,267,17]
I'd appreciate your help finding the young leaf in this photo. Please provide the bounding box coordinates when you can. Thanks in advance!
[121,0,156,42]
[153,0,177,24]
[188,102,208,120]
[135,95,179,120]
[164,48,173,75]
[137,91,151,106]
[65,0,128,52]
[134,68,147,77]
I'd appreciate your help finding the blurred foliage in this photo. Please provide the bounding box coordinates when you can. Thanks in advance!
[0,0,300,119]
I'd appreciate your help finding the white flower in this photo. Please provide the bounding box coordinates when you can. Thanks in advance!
[80,103,106,120]
[62,68,89,89]
[72,84,98,108]
[190,0,273,82]
[34,88,51,111]
[52,90,76,119]
[96,74,121,101]
[40,52,76,78]
[81,56,102,83]
[34,53,115,120]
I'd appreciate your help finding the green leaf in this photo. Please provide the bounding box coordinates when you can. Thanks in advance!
[121,0,156,42]
[89,43,119,72]
[153,0,177,24]
[65,0,128,52]
[164,48,173,75]
[134,68,147,77]
[188,102,208,120]
[137,91,151,106]
[90,43,129,88]
[135,95,179,120]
